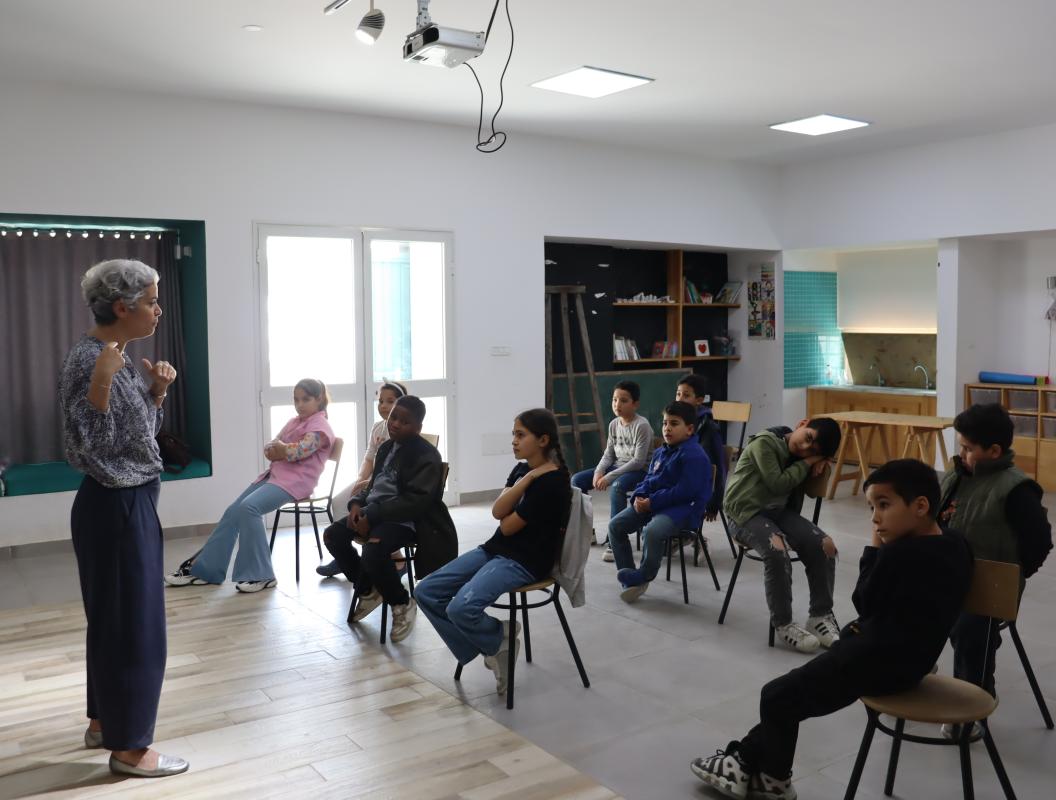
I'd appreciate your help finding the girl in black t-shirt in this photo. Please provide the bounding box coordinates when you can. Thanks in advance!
[416,408,571,695]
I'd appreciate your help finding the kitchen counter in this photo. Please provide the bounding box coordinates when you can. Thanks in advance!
[808,384,936,397]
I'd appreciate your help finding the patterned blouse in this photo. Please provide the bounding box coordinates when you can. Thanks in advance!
[59,335,164,488]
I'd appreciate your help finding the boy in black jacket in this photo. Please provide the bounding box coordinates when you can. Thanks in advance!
[691,459,973,800]
[322,396,457,642]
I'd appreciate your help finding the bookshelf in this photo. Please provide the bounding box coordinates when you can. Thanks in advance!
[964,382,1056,491]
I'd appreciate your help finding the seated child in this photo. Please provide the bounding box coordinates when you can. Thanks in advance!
[569,380,653,561]
[165,378,334,593]
[416,408,572,695]
[321,395,456,643]
[722,417,842,652]
[675,373,727,522]
[317,379,407,577]
[691,459,973,800]
[939,403,1052,713]
[608,401,712,603]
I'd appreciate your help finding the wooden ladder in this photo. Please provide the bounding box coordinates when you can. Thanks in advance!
[545,285,606,471]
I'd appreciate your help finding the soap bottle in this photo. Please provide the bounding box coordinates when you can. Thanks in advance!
[825,364,833,385]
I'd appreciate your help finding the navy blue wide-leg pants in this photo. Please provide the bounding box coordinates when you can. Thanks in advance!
[71,475,166,751]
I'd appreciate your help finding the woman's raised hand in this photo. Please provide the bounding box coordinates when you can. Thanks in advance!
[93,342,125,382]
[142,358,177,394]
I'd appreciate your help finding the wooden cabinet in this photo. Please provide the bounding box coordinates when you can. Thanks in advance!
[807,388,938,466]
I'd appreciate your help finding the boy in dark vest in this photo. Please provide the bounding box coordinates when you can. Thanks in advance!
[939,403,1052,729]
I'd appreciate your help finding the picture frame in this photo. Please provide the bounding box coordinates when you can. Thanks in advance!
[693,339,711,357]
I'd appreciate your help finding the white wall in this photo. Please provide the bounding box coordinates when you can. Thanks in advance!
[0,80,781,546]
[778,120,1056,249]
[835,248,937,333]
[989,237,1056,378]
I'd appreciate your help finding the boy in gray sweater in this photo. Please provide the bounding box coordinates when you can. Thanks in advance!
[571,381,653,559]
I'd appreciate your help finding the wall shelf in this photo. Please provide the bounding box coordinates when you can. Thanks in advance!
[613,302,678,307]
[682,355,741,362]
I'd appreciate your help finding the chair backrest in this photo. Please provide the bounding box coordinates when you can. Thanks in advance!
[439,461,450,496]
[320,437,344,502]
[964,559,1021,622]
[422,432,440,448]
[802,463,829,526]
[712,400,752,451]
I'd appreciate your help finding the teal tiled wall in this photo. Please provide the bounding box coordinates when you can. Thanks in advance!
[785,271,844,388]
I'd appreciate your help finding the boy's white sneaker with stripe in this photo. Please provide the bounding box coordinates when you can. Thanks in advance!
[805,613,840,648]
[690,750,750,799]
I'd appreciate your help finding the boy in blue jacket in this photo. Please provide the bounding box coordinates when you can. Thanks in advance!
[608,401,712,603]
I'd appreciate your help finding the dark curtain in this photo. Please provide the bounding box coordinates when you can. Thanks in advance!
[0,231,187,464]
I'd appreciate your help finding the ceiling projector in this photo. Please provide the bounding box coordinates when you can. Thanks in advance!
[404,24,484,67]
[402,0,484,68]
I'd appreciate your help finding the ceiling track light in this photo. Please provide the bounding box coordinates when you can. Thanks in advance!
[323,0,352,15]
[356,1,385,44]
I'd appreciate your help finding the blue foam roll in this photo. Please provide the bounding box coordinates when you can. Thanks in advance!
[978,371,1038,385]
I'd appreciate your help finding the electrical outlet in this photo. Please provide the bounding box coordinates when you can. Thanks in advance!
[489,346,512,357]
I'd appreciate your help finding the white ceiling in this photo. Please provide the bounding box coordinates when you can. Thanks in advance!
[5,1,1056,165]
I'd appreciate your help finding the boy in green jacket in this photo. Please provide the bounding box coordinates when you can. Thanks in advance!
[939,403,1052,735]
[723,418,842,653]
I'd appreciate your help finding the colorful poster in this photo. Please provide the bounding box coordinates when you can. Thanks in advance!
[748,262,776,340]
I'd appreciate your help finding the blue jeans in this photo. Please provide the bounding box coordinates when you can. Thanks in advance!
[607,506,679,582]
[570,467,646,521]
[190,480,293,583]
[415,546,535,664]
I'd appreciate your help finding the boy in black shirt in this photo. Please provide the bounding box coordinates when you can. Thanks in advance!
[691,459,973,800]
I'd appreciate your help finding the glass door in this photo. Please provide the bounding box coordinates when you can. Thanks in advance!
[363,230,456,494]
[256,226,365,495]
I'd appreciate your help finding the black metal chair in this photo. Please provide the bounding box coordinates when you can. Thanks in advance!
[269,437,344,582]
[1001,618,1054,729]
[843,560,1019,800]
[453,579,589,710]
[717,468,827,646]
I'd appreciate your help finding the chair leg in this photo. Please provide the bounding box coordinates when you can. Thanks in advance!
[553,589,590,689]
[981,722,1018,800]
[506,594,517,710]
[666,538,673,581]
[678,538,689,604]
[636,527,641,551]
[699,533,721,591]
[1007,621,1054,729]
[843,712,878,800]
[380,602,388,645]
[311,510,322,559]
[406,551,416,596]
[521,592,532,663]
[718,546,746,624]
[884,717,905,796]
[959,731,975,800]
[269,510,280,552]
[294,505,301,583]
[454,662,463,681]
[768,623,775,648]
[719,509,737,558]
[347,588,360,625]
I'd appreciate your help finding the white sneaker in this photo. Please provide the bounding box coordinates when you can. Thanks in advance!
[389,598,417,642]
[350,589,383,622]
[602,546,615,562]
[620,582,650,604]
[748,771,798,800]
[590,529,598,545]
[164,559,208,587]
[774,622,820,653]
[805,614,840,648]
[690,750,750,799]
[484,620,521,695]
[235,579,277,593]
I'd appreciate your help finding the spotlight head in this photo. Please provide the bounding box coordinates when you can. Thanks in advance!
[355,8,385,44]
[323,0,351,16]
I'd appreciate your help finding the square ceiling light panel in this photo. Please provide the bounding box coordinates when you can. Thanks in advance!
[769,114,870,136]
[531,67,653,99]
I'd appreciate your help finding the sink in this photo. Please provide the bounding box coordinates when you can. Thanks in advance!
[812,384,937,397]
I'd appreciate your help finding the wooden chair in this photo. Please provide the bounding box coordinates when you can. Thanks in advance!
[717,466,828,646]
[453,578,589,710]
[713,401,752,558]
[843,559,1020,800]
[269,437,344,583]
[421,432,439,448]
[347,462,449,644]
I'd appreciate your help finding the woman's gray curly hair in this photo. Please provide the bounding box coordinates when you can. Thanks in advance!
[81,259,160,324]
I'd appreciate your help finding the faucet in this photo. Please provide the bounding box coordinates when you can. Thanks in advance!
[914,364,934,390]
[869,361,886,387]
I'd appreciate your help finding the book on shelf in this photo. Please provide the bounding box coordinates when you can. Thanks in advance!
[714,281,743,304]
[684,279,702,304]
[650,340,679,358]
[614,335,643,361]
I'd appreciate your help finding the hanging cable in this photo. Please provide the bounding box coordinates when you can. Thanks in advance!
[465,0,513,153]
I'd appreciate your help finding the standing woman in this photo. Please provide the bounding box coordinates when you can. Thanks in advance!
[59,259,188,778]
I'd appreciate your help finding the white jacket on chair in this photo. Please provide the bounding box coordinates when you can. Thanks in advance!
[554,487,593,607]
